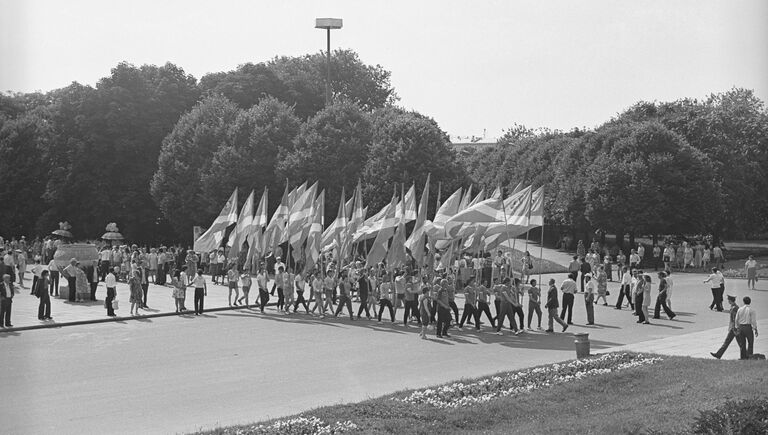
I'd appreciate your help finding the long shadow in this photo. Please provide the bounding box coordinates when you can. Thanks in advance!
[0,330,22,337]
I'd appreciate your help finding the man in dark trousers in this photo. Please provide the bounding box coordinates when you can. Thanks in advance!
[1,274,14,327]
[560,272,577,325]
[735,296,758,360]
[62,258,78,302]
[710,295,739,359]
[356,270,371,319]
[545,278,568,332]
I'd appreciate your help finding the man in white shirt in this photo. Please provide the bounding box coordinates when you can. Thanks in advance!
[105,267,117,316]
[704,268,725,311]
[99,247,111,282]
[47,258,60,296]
[560,273,577,325]
[735,296,758,360]
[615,266,633,310]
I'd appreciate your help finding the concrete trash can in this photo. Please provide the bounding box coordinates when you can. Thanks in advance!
[574,332,590,359]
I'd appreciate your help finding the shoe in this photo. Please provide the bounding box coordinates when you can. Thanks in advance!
[5,324,12,327]
[514,330,522,335]
[46,316,53,320]
[444,334,451,338]
[637,320,643,323]
[670,314,676,320]
[545,329,554,332]
[568,322,574,325]
[587,322,594,325]
[496,331,503,336]
[38,317,43,320]
[562,324,568,332]
[643,321,650,324]
[437,334,443,338]
[603,303,608,306]
[653,316,660,319]
[710,352,721,359]
[614,307,621,310]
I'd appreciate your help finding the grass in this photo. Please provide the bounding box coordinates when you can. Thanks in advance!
[195,354,767,435]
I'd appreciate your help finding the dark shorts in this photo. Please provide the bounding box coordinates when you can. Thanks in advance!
[229,281,238,290]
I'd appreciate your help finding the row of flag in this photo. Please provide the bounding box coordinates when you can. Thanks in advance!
[193,177,544,272]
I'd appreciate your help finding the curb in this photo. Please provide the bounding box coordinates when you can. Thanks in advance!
[0,302,281,333]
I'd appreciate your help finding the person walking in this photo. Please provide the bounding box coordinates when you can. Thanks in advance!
[545,278,568,332]
[458,278,477,329]
[418,287,431,339]
[527,279,542,330]
[193,268,207,316]
[105,267,117,317]
[227,263,240,307]
[560,272,577,325]
[745,255,758,290]
[256,266,270,313]
[322,270,337,315]
[640,274,652,324]
[293,271,310,314]
[615,266,635,311]
[36,270,52,320]
[272,266,286,312]
[735,296,758,360]
[633,271,646,323]
[653,271,676,320]
[704,268,725,311]
[495,278,520,335]
[595,265,608,305]
[333,273,354,320]
[238,269,252,308]
[128,270,143,316]
[436,279,453,337]
[579,258,591,292]
[403,276,421,326]
[356,270,372,319]
[710,295,739,359]
[584,274,595,325]
[377,275,396,322]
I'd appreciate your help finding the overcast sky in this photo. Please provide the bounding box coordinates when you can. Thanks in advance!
[1,0,766,139]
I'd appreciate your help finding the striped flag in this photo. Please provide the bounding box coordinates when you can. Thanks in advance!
[246,187,268,268]
[263,183,290,253]
[405,174,430,267]
[227,189,255,260]
[280,182,308,244]
[340,181,365,260]
[194,188,238,253]
[386,211,408,270]
[483,186,544,251]
[423,187,463,242]
[304,190,325,273]
[444,185,532,239]
[365,195,398,267]
[321,194,353,251]
[395,183,417,222]
[287,181,318,251]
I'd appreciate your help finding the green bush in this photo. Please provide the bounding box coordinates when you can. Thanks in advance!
[692,397,768,434]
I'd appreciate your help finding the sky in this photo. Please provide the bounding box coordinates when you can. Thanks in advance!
[1,0,766,139]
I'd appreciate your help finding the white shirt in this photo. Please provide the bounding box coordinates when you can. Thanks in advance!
[100,250,111,261]
[105,273,116,288]
[745,259,757,269]
[274,261,285,275]
[704,273,723,287]
[735,305,758,331]
[621,271,632,286]
[48,260,57,272]
[32,264,43,278]
[585,280,596,295]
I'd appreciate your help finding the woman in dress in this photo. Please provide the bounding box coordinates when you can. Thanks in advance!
[75,264,89,302]
[595,265,609,305]
[185,250,198,285]
[170,270,185,313]
[745,255,758,290]
[128,270,143,316]
[674,244,684,270]
[683,243,694,271]
[576,240,586,260]
[694,243,703,269]
[603,254,613,281]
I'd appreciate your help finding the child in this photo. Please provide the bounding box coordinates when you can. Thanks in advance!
[237,269,252,308]
[418,287,431,339]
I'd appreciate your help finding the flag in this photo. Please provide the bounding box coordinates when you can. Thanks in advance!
[227,189,255,260]
[386,191,408,269]
[444,185,532,239]
[279,181,308,244]
[263,183,290,253]
[483,186,544,251]
[246,187,268,267]
[395,183,417,222]
[365,195,398,267]
[458,185,472,211]
[304,190,325,273]
[423,187,463,242]
[194,188,238,252]
[286,181,318,251]
[352,200,391,243]
[321,194,353,251]
[405,174,430,267]
[320,187,347,255]
[340,181,365,260]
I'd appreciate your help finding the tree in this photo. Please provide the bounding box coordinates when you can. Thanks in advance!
[151,94,241,238]
[268,49,397,120]
[362,107,467,214]
[277,100,372,221]
[199,97,301,215]
[199,62,288,109]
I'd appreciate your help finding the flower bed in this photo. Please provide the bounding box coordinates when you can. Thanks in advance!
[395,352,662,409]
[221,416,357,435]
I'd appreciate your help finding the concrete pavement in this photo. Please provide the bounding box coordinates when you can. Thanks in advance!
[1,269,766,434]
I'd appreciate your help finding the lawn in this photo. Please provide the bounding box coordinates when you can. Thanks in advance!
[196,353,767,434]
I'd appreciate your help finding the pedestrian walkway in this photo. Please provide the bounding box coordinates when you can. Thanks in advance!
[0,273,273,332]
[604,320,768,360]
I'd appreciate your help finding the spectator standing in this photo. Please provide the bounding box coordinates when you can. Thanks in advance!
[527,279,542,330]
[31,258,43,296]
[712,245,725,269]
[105,267,117,317]
[418,288,431,339]
[48,258,59,296]
[192,268,207,316]
[227,263,240,307]
[36,270,52,320]
[16,250,26,288]
[148,248,158,283]
[584,274,595,325]
[99,247,111,282]
[128,271,143,316]
[238,269,253,308]
[579,258,591,292]
[256,266,270,313]
[735,296,758,360]
[560,273,577,325]
[1,274,14,327]
[595,265,608,305]
[745,255,758,290]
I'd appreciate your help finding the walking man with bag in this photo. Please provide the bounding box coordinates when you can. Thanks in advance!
[710,295,739,359]
[735,296,759,360]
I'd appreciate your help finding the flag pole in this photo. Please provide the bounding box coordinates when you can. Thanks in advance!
[523,186,534,254]
[538,191,545,286]
[499,184,517,280]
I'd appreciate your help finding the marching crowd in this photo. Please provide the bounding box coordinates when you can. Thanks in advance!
[0,236,760,360]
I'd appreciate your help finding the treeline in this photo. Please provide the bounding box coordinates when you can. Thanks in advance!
[461,88,768,246]
[0,50,466,243]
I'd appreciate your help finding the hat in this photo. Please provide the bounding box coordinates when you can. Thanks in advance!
[727,295,736,302]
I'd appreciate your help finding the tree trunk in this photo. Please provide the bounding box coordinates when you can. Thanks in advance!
[615,229,624,251]
[628,231,635,250]
[652,234,658,246]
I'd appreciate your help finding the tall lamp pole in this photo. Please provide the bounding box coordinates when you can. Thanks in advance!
[315,18,343,106]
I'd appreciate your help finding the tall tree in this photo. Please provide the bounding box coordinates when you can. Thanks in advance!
[151,94,241,238]
[199,62,288,109]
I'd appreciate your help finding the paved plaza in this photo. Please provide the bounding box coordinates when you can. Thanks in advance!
[1,265,765,434]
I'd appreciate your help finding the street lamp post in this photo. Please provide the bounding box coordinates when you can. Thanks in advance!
[315,18,343,106]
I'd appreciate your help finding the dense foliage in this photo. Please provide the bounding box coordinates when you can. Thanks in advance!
[461,88,768,245]
[1,49,765,247]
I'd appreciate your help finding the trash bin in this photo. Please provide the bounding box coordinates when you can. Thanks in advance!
[574,332,590,359]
